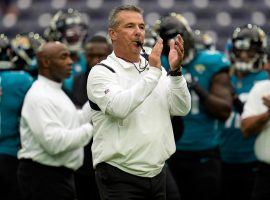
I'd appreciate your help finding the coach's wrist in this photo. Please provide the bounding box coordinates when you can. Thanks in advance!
[167,66,182,76]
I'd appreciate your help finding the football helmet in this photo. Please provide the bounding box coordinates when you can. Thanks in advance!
[11,32,45,72]
[229,24,267,72]
[193,29,215,51]
[44,8,88,52]
[0,34,15,70]
[154,12,195,64]
[144,25,158,49]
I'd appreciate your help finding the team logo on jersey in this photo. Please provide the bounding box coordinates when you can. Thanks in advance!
[194,64,205,74]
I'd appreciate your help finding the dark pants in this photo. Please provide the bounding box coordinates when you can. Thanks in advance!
[168,149,221,200]
[17,159,76,200]
[95,162,166,200]
[166,164,181,200]
[75,170,100,200]
[74,141,100,200]
[221,161,258,200]
[0,154,22,200]
[252,162,270,200]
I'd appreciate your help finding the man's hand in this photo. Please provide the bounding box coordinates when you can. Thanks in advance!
[148,38,163,70]
[168,34,184,70]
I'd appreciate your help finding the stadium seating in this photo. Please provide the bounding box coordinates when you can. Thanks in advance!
[1,0,269,51]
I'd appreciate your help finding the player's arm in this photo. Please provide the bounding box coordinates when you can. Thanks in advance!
[194,70,233,120]
[241,111,270,138]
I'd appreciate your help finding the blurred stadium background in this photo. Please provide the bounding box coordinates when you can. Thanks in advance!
[1,0,270,51]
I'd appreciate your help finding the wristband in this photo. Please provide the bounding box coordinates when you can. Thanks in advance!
[167,67,182,76]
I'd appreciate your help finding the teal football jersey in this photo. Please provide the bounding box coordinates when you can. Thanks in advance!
[0,70,33,157]
[220,70,269,163]
[176,50,230,151]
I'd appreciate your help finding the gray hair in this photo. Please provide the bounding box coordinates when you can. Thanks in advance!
[108,5,143,28]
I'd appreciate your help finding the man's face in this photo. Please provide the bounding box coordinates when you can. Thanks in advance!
[109,11,145,59]
[85,42,111,69]
[48,45,73,82]
[234,49,257,63]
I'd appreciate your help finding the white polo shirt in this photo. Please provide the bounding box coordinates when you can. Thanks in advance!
[87,52,191,177]
[18,75,93,170]
[242,80,270,164]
